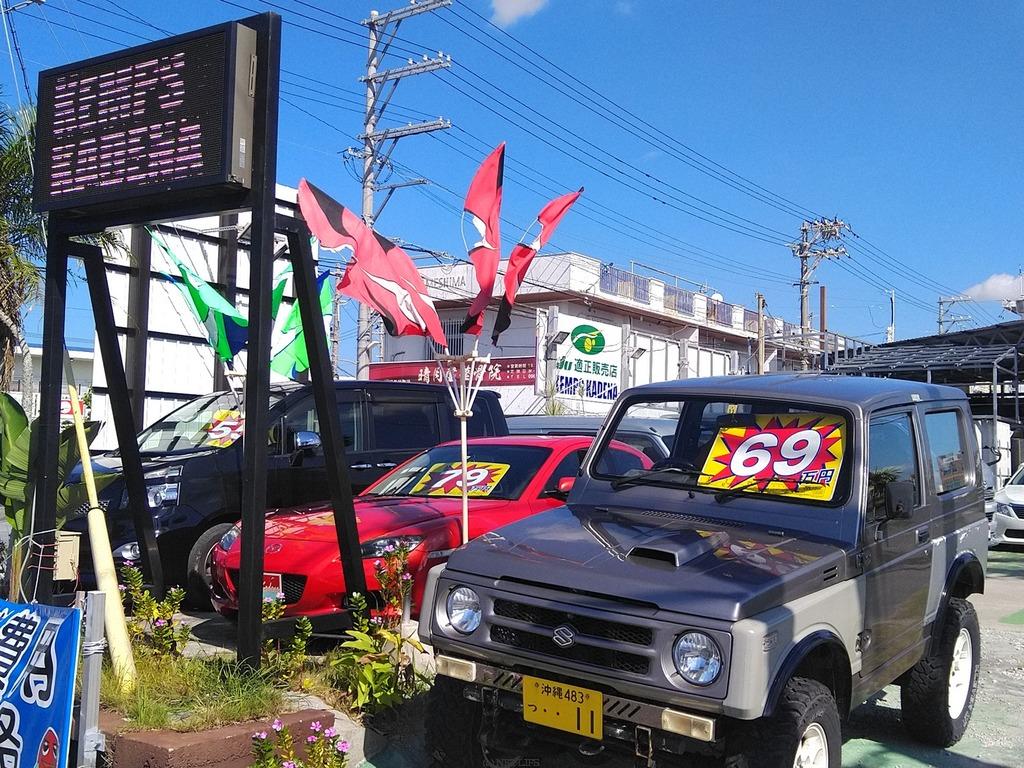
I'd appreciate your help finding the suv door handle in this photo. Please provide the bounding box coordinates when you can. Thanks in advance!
[351,463,373,470]
[916,528,930,544]
[376,462,397,469]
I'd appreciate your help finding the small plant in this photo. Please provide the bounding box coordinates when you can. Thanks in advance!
[327,546,425,713]
[251,718,349,768]
[261,593,313,684]
[120,562,192,656]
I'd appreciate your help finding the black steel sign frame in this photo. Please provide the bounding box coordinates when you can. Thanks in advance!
[28,12,367,667]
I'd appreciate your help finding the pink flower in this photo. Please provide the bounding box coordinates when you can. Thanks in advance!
[123,559,135,567]
[154,619,167,627]
[252,731,267,740]
[117,584,127,592]
[401,573,412,581]
[337,740,350,754]
[323,727,335,739]
[383,545,395,553]
[276,591,285,600]
[306,735,317,744]
[271,718,283,732]
[310,721,322,733]
[282,761,296,768]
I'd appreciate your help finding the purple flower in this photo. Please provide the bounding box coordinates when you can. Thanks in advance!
[306,735,317,744]
[117,584,127,592]
[310,721,322,733]
[282,761,296,768]
[154,619,167,627]
[383,545,395,553]
[337,740,350,754]
[401,572,412,581]
[373,559,381,568]
[276,591,285,599]
[252,731,267,740]
[323,727,335,739]
[123,559,135,567]
[271,718,283,732]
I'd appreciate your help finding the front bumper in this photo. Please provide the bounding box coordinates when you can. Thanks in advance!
[435,653,719,754]
[990,508,1024,546]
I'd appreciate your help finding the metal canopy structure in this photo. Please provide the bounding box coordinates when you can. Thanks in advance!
[829,320,1024,422]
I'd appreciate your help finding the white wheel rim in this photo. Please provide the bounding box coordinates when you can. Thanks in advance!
[948,627,973,719]
[793,722,829,768]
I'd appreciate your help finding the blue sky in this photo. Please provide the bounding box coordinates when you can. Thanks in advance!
[7,0,1024,353]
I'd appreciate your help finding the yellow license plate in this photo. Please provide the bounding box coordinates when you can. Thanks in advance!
[522,675,602,739]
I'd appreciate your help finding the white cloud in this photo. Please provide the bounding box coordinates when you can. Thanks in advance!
[491,0,548,26]
[963,273,1024,301]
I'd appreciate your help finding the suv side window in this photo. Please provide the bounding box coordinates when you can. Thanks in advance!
[544,450,584,493]
[371,398,441,450]
[868,412,919,518]
[278,397,363,453]
[924,410,969,494]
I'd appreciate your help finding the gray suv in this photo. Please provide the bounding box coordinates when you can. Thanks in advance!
[420,375,987,767]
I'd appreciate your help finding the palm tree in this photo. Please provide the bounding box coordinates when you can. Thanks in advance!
[0,103,42,393]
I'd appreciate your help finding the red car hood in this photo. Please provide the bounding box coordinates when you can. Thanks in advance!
[264,495,517,542]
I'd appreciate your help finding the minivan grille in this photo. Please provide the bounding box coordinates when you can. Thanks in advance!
[493,599,653,647]
[489,625,650,675]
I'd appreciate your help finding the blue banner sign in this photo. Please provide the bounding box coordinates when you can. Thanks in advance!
[0,599,81,768]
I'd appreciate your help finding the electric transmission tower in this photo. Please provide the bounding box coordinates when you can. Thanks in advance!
[789,218,847,368]
[938,296,973,334]
[347,0,452,378]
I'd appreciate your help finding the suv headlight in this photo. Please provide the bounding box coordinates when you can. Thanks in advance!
[220,525,240,552]
[360,535,424,558]
[446,586,481,634]
[672,631,722,686]
[145,465,182,509]
[996,502,1015,518]
[113,541,141,562]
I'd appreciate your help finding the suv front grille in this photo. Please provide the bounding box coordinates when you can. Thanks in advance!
[490,625,650,675]
[493,598,653,646]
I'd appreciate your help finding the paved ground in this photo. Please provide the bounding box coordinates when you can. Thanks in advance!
[362,546,1024,768]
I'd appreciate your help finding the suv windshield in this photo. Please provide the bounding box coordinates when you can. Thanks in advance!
[365,444,552,500]
[136,392,281,455]
[593,397,850,505]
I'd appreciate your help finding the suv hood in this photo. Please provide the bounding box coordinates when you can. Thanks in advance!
[445,504,847,622]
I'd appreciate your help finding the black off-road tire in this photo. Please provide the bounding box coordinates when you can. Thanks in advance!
[725,677,842,768]
[185,523,234,610]
[901,597,980,747]
[425,677,540,768]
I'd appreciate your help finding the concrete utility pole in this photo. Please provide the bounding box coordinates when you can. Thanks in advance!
[885,289,896,343]
[354,1,452,378]
[756,292,766,374]
[790,218,847,369]
[938,296,972,334]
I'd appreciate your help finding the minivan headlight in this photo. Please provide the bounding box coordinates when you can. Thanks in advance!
[446,586,481,634]
[672,632,722,686]
[145,465,182,509]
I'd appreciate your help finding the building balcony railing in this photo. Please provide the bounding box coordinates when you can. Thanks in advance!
[664,285,695,316]
[599,265,650,304]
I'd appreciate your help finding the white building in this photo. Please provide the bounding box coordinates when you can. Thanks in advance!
[10,345,94,420]
[375,252,856,416]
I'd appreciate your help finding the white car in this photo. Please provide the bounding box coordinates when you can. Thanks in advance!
[990,465,1024,546]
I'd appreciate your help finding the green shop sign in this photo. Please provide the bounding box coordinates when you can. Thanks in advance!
[571,325,605,355]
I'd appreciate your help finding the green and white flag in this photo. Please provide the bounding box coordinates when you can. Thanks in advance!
[148,229,249,362]
[271,269,334,380]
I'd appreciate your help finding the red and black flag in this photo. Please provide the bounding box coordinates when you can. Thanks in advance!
[297,179,448,350]
[461,142,505,336]
[492,188,582,344]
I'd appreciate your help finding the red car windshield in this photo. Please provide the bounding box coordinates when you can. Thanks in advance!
[364,444,553,501]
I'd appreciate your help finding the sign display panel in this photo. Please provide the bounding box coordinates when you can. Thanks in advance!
[547,313,622,403]
[698,413,847,501]
[410,461,511,497]
[34,22,255,216]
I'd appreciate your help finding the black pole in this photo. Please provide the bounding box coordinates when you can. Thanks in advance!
[80,246,164,597]
[285,222,367,601]
[125,226,151,422]
[24,220,69,604]
[236,12,281,667]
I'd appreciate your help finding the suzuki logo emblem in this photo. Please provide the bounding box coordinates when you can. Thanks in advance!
[552,624,577,649]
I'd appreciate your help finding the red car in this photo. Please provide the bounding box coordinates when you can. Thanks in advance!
[210,434,649,622]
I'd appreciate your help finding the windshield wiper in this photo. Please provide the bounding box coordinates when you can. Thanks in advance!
[611,465,705,490]
[713,474,825,504]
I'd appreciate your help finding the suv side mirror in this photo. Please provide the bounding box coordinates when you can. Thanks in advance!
[545,476,575,500]
[290,431,321,466]
[884,481,915,520]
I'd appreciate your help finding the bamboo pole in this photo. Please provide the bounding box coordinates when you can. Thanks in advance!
[67,384,137,692]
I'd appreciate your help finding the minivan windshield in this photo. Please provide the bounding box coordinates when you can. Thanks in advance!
[136,392,282,455]
[364,444,552,501]
[593,397,850,505]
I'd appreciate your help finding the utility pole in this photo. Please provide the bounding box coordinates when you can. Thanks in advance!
[885,289,896,343]
[330,268,342,376]
[790,218,847,369]
[756,292,766,374]
[819,285,827,369]
[354,1,452,378]
[938,296,972,334]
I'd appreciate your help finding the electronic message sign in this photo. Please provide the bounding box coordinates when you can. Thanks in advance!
[33,21,256,219]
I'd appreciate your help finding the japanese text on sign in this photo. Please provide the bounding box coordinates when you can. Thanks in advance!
[410,461,511,498]
[698,413,846,501]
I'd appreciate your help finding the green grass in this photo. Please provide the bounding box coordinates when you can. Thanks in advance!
[101,653,284,732]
